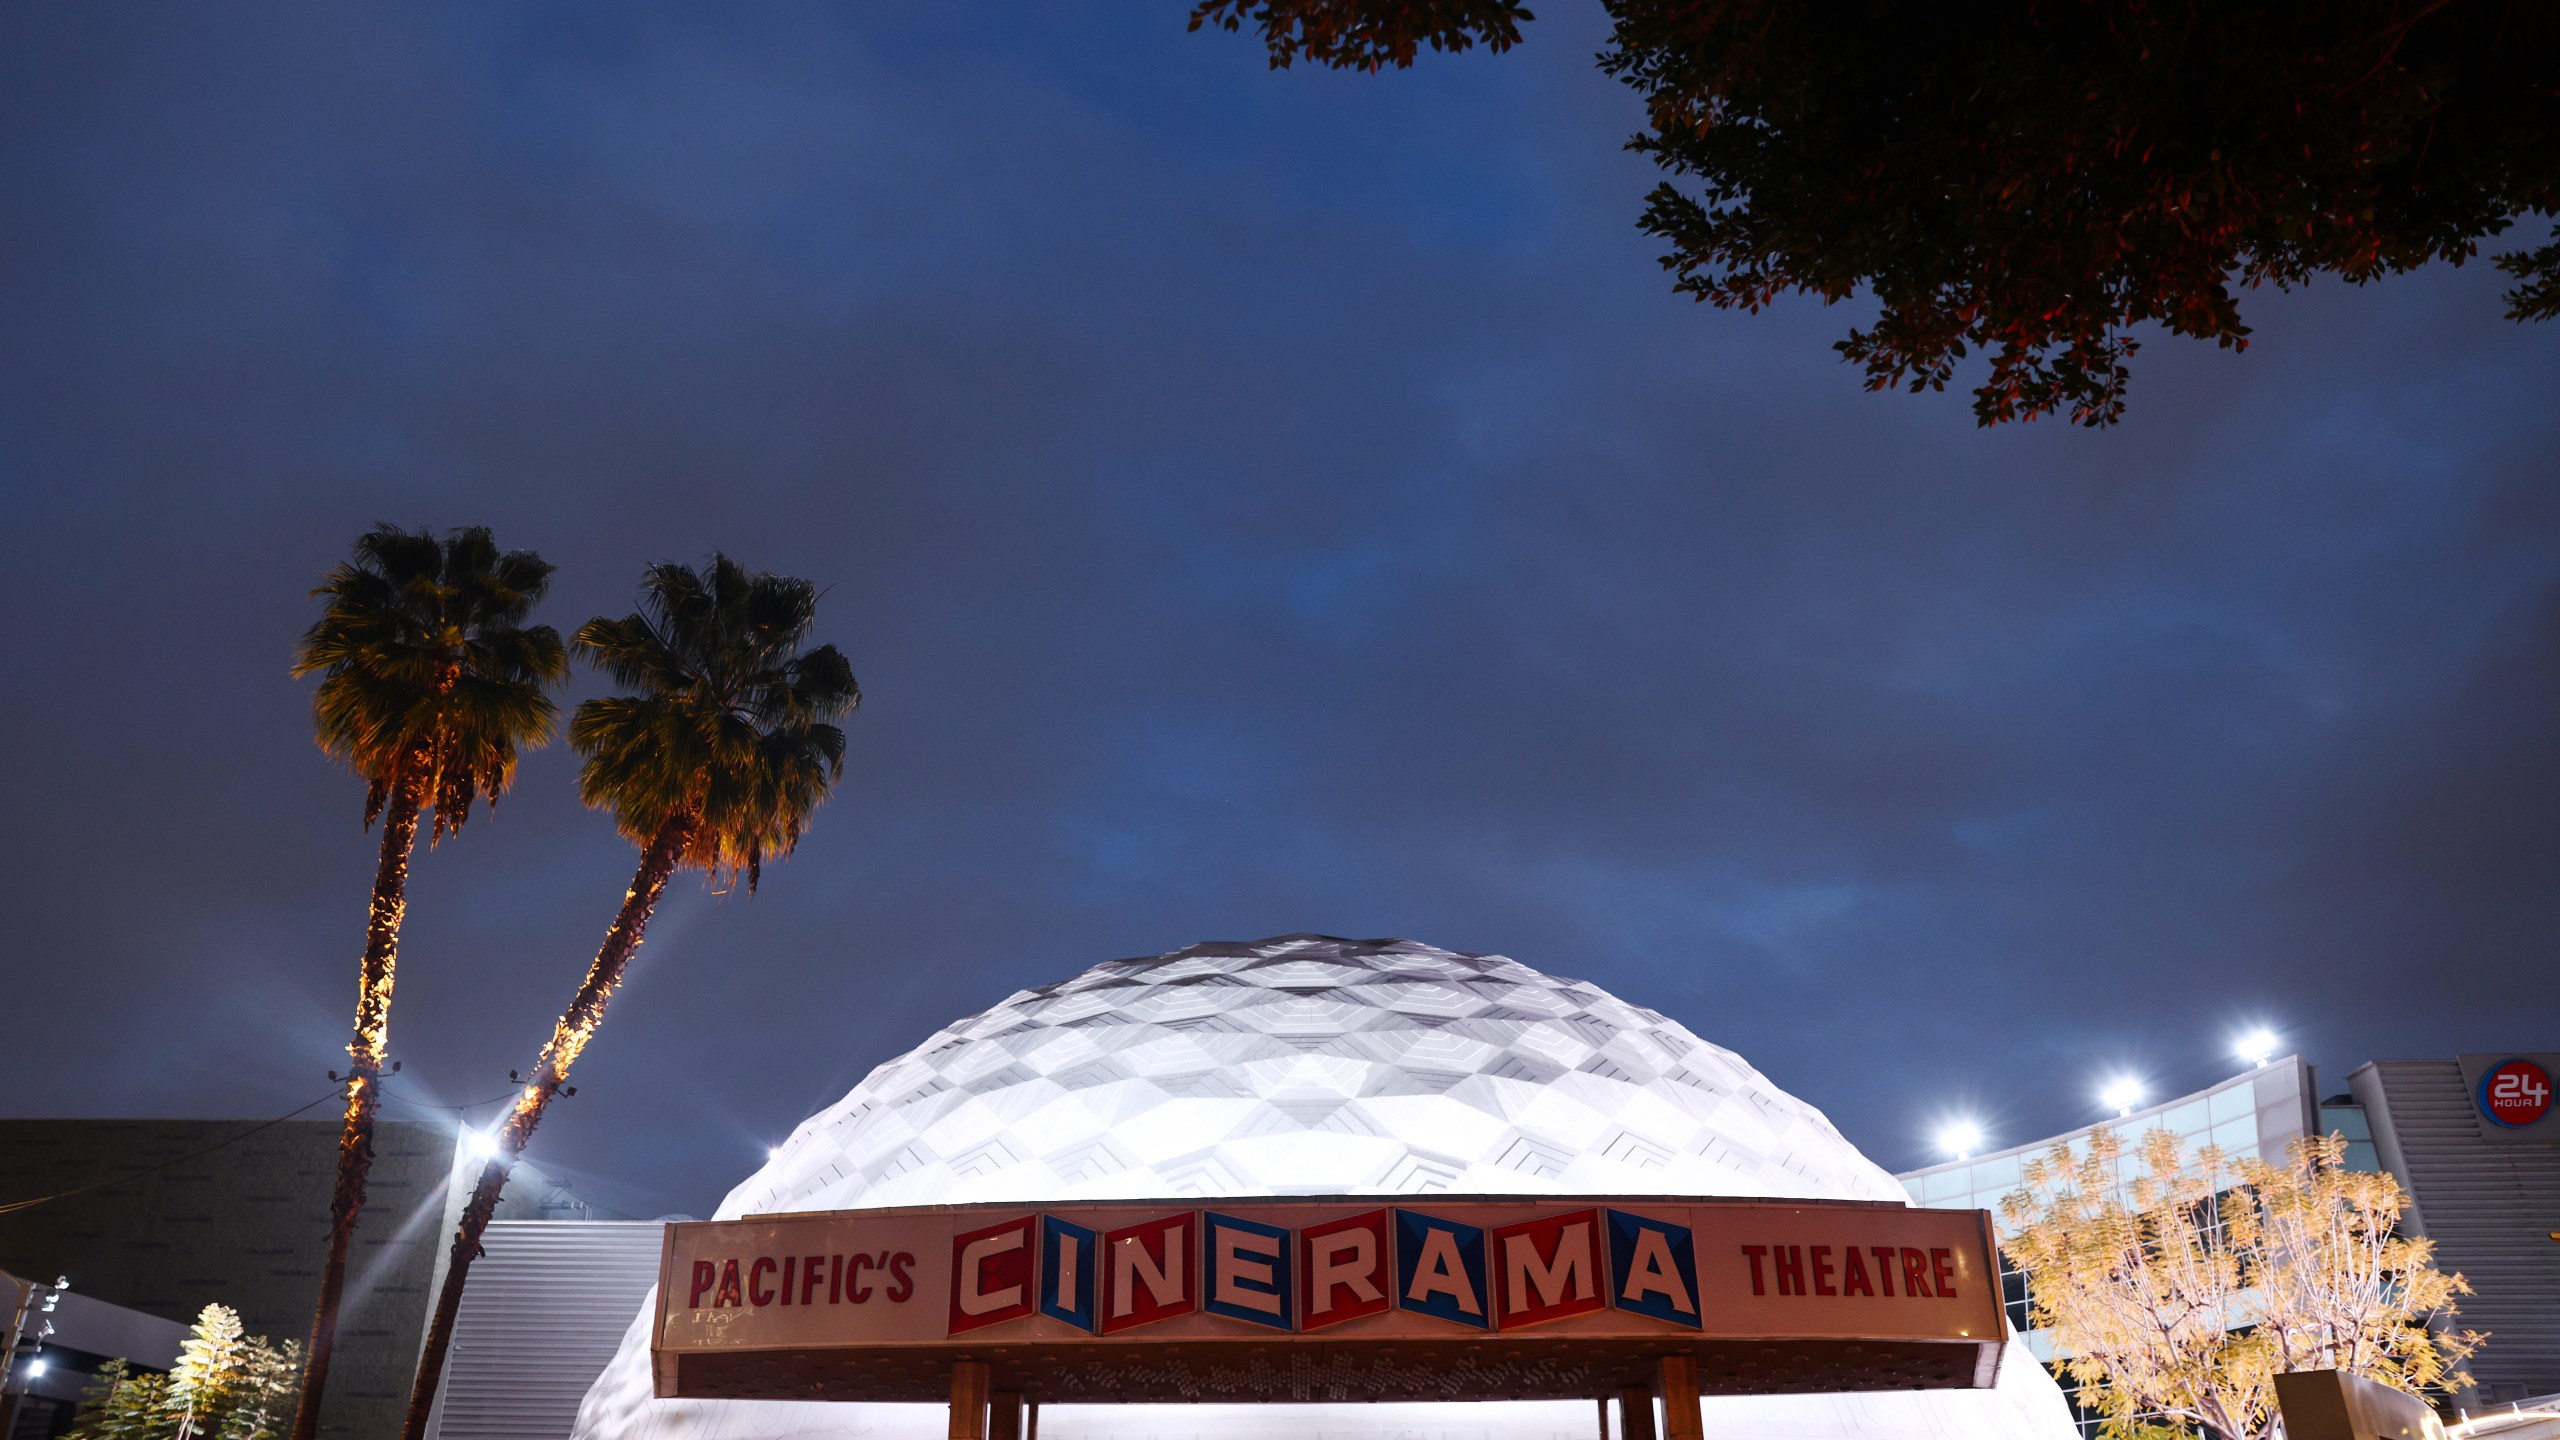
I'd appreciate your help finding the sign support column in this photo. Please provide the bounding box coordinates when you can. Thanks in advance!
[1658,1355,1704,1440]
[989,1390,1025,1440]
[1617,1386,1656,1440]
[947,1361,990,1440]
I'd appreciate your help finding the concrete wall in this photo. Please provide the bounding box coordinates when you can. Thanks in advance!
[0,1117,450,1440]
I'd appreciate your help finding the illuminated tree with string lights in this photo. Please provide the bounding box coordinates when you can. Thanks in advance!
[1999,1127,2479,1440]
[287,526,565,1440]
[69,1306,302,1440]
[401,554,857,1440]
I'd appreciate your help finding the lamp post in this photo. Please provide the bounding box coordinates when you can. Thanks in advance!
[0,1271,68,1438]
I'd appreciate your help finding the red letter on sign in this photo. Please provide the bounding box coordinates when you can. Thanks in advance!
[949,1215,1039,1334]
[1841,1246,1873,1297]
[713,1259,743,1308]
[1901,1248,1933,1298]
[1931,1248,1958,1299]
[1491,1209,1605,1330]
[1869,1247,1899,1297]
[689,1261,716,1309]
[1740,1245,1768,1296]
[748,1257,777,1307]
[1774,1246,1805,1296]
[1299,1209,1391,1330]
[1811,1245,1837,1296]
[1100,1212,1197,1335]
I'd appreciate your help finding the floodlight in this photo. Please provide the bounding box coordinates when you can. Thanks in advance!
[2235,1028,2279,1069]
[26,1357,46,1378]
[2100,1077,2146,1116]
[460,1128,501,1161]
[1938,1122,1985,1159]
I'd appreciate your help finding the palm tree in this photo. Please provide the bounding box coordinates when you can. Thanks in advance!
[287,525,565,1440]
[400,555,857,1440]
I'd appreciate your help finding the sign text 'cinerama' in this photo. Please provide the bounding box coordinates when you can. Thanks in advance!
[651,1199,2007,1406]
[659,1197,1996,1349]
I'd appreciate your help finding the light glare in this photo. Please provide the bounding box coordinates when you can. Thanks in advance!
[2100,1076,2146,1116]
[2235,1028,2280,1068]
[1938,1121,1985,1159]
[460,1129,500,1161]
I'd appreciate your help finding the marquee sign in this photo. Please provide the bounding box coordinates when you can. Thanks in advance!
[653,1196,2005,1405]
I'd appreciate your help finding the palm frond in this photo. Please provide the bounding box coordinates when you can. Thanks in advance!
[569,555,859,885]
[294,525,568,831]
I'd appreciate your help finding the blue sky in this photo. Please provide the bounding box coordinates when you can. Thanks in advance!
[1,0,2554,1218]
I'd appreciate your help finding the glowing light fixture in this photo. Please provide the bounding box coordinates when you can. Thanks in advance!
[1938,1121,1985,1160]
[26,1357,46,1378]
[460,1128,500,1161]
[2235,1028,2280,1070]
[2100,1076,2146,1117]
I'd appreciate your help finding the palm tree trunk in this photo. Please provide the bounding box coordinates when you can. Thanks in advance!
[399,815,692,1440]
[289,770,426,1440]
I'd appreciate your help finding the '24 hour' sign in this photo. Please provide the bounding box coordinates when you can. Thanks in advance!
[2457,1053,2560,1145]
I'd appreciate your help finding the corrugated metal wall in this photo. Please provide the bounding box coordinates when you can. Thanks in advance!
[2353,1060,2560,1403]
[427,1220,664,1440]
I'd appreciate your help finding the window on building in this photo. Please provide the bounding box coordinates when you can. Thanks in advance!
[2317,1099,2381,1173]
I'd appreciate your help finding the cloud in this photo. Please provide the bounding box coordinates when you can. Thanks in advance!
[0,0,2553,1214]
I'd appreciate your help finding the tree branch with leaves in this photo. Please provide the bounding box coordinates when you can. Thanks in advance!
[1194,0,2560,426]
[69,1306,301,1440]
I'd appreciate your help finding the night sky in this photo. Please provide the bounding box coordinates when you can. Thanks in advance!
[3,3,2555,1222]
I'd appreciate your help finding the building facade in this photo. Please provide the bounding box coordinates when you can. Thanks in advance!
[1897,1050,2560,1413]
[11,961,2540,1440]
[0,1117,607,1440]
[2344,1056,2560,1406]
[0,1117,453,1439]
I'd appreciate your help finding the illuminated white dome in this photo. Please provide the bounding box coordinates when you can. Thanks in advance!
[573,936,2077,1440]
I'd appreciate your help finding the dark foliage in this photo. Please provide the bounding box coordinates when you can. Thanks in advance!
[570,554,859,891]
[292,524,568,837]
[1190,0,1533,70]
[1195,0,2560,425]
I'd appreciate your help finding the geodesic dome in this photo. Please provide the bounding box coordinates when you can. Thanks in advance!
[572,935,2078,1440]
